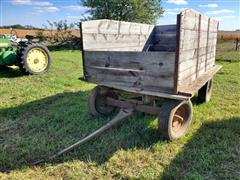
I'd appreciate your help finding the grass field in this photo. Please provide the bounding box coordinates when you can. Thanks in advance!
[0,42,239,179]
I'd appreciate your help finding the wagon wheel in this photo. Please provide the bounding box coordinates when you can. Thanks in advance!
[198,79,213,103]
[158,100,193,140]
[88,86,117,116]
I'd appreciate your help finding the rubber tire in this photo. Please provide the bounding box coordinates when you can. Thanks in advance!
[88,86,116,116]
[17,43,51,75]
[158,100,193,140]
[198,79,213,103]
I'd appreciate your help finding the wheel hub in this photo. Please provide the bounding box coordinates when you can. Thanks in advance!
[172,114,184,131]
[26,48,48,72]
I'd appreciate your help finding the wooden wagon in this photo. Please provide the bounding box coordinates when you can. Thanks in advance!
[80,9,222,140]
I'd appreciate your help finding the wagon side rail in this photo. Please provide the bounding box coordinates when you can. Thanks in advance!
[176,9,222,95]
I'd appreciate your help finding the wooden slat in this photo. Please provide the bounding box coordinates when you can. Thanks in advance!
[195,14,202,78]
[177,9,219,91]
[82,19,154,51]
[205,18,210,72]
[100,83,191,100]
[178,65,222,94]
[85,52,175,74]
[84,51,176,91]
[150,25,177,52]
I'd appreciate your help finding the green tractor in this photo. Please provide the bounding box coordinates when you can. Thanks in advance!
[0,34,51,75]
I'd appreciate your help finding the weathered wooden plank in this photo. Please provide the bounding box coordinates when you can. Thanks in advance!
[200,15,209,31]
[178,50,216,73]
[209,19,218,32]
[154,25,177,33]
[154,34,176,43]
[100,83,190,100]
[86,67,174,89]
[84,51,175,74]
[178,65,222,94]
[82,19,154,35]
[82,19,154,51]
[179,45,216,62]
[84,51,175,65]
[149,44,176,51]
[150,25,177,52]
[84,51,175,91]
[181,10,200,30]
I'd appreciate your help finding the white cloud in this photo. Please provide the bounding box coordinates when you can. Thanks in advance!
[166,0,188,5]
[199,3,218,8]
[212,16,235,21]
[33,6,59,14]
[67,16,81,19]
[64,5,90,12]
[11,0,52,6]
[32,1,52,6]
[206,9,235,15]
[164,8,187,15]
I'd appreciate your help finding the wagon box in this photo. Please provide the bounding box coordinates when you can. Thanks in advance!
[80,9,222,140]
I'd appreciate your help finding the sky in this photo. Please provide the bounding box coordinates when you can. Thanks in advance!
[0,0,239,30]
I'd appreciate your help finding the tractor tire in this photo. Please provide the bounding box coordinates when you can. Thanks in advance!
[198,79,213,103]
[17,44,51,75]
[158,100,193,140]
[88,86,117,116]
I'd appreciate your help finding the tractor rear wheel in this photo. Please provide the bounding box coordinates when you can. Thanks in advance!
[18,44,51,75]
[158,100,193,140]
[88,86,117,116]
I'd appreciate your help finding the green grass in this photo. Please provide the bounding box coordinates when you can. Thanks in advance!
[0,45,239,179]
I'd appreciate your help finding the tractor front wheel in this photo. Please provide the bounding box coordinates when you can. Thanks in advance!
[18,44,51,75]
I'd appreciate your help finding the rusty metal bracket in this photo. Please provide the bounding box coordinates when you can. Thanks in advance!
[106,97,160,115]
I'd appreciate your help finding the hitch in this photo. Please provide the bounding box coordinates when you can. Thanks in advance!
[32,108,133,165]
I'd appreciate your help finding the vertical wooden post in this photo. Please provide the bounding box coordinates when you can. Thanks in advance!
[195,14,202,78]
[174,13,181,93]
[79,22,87,79]
[205,18,210,72]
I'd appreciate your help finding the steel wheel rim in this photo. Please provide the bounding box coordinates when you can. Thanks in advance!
[26,48,48,72]
[171,103,191,136]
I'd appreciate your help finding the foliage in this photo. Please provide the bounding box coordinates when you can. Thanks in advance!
[44,20,74,44]
[35,30,45,42]
[0,41,239,179]
[80,0,164,24]
[43,20,80,49]
[0,24,43,30]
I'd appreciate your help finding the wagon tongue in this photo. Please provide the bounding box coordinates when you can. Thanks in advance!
[31,108,133,165]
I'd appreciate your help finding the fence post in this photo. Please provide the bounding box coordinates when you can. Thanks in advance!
[236,38,239,51]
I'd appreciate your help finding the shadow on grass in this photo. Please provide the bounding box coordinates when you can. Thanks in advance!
[0,91,160,172]
[0,66,24,78]
[1,91,239,178]
[47,45,81,51]
[161,117,240,179]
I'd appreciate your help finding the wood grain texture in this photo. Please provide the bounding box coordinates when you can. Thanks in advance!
[82,19,154,51]
[177,9,219,89]
[178,65,222,94]
[84,51,176,92]
[150,25,177,52]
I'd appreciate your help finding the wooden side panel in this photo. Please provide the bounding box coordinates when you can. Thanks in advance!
[84,51,176,92]
[177,9,219,90]
[149,25,177,52]
[81,19,154,51]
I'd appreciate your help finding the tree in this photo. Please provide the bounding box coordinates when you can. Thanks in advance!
[80,0,164,24]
